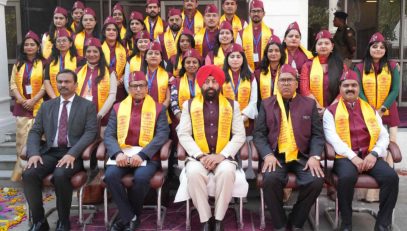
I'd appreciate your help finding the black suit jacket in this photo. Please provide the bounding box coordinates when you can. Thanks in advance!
[26,95,98,158]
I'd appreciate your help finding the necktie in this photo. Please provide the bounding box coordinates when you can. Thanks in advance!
[57,101,69,147]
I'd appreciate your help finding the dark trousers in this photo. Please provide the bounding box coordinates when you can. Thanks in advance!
[104,160,159,223]
[22,148,84,224]
[263,160,324,229]
[334,158,399,227]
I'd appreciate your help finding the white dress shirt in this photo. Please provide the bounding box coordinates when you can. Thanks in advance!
[52,95,75,147]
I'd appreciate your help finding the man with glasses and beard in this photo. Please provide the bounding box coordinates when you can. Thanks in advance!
[177,65,246,230]
[144,0,167,40]
[157,8,183,62]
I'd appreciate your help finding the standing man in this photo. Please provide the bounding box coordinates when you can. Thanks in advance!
[323,70,398,231]
[253,65,325,231]
[104,71,170,231]
[333,11,356,68]
[220,0,247,40]
[182,0,204,35]
[177,65,246,230]
[157,8,183,62]
[23,70,98,231]
[144,0,166,40]
[194,4,220,58]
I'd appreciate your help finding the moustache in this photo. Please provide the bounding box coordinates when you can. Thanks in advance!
[345,90,355,94]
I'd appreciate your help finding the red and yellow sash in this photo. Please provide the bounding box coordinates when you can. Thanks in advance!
[277,93,298,162]
[49,51,77,96]
[173,56,183,77]
[42,34,53,60]
[190,94,233,154]
[220,14,243,40]
[116,95,157,148]
[194,28,206,56]
[309,56,324,106]
[74,31,86,57]
[213,48,225,68]
[259,66,280,99]
[119,26,127,40]
[222,70,251,112]
[242,22,272,70]
[102,41,127,79]
[182,10,204,34]
[144,16,164,40]
[148,67,169,104]
[129,55,143,72]
[70,22,77,33]
[284,45,313,64]
[178,74,201,110]
[15,62,44,116]
[76,65,110,111]
[164,30,181,59]
[334,98,381,158]
[362,65,391,115]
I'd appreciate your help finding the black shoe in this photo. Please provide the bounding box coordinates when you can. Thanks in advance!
[129,217,140,230]
[214,220,224,231]
[28,219,50,231]
[374,224,392,231]
[201,217,214,231]
[55,220,70,231]
[110,219,129,231]
[339,223,352,231]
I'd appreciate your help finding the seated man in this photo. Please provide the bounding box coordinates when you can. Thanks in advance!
[253,64,325,231]
[177,64,246,231]
[323,70,398,231]
[104,71,170,231]
[23,70,98,231]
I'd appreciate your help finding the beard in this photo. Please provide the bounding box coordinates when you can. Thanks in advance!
[170,24,181,32]
[203,88,220,101]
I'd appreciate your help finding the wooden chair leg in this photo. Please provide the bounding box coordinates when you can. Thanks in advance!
[260,188,265,230]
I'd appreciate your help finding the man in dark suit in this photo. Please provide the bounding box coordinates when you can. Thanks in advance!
[253,64,325,231]
[23,69,98,231]
[104,71,169,231]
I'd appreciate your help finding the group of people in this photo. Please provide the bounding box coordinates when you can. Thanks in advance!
[9,0,401,231]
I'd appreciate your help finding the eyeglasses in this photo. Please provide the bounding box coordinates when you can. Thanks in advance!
[129,84,147,90]
[278,78,297,84]
[250,9,264,14]
[56,38,69,44]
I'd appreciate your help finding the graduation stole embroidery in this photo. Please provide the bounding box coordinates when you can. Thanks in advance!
[15,62,44,116]
[334,98,381,158]
[182,10,204,34]
[213,48,226,68]
[164,30,181,59]
[147,67,169,104]
[242,22,272,70]
[49,51,77,96]
[190,94,232,154]
[284,45,313,64]
[259,65,280,99]
[129,55,143,72]
[309,56,324,107]
[102,41,127,79]
[116,95,157,148]
[144,16,164,40]
[74,31,86,57]
[220,14,242,40]
[222,70,251,112]
[76,65,110,111]
[194,28,206,56]
[178,74,201,110]
[362,65,391,115]
[276,92,298,163]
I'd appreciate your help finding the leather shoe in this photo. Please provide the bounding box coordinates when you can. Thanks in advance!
[110,219,129,231]
[214,220,224,231]
[374,224,392,231]
[201,217,214,231]
[28,219,50,231]
[55,220,70,231]
[129,217,140,230]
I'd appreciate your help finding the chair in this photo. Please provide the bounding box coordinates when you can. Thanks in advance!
[323,141,402,230]
[176,141,250,230]
[253,144,322,230]
[97,139,172,230]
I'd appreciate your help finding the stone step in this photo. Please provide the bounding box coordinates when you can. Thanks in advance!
[0,170,13,179]
[0,142,16,156]
[0,154,16,170]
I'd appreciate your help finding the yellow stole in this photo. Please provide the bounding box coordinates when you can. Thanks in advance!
[70,22,76,33]
[284,45,313,64]
[190,94,233,154]
[42,34,53,59]
[242,22,272,70]
[101,41,127,79]
[220,15,243,40]
[147,67,169,104]
[259,66,280,99]
[173,56,183,77]
[277,93,298,162]
[334,98,381,158]
[362,65,391,115]
[182,10,204,34]
[309,56,324,106]
[213,48,225,68]
[15,62,44,116]
[222,70,251,112]
[144,16,164,40]
[74,31,86,57]
[49,51,77,96]
[178,74,201,110]
[164,30,181,59]
[116,95,157,148]
[119,26,127,40]
[76,65,110,111]
[129,55,143,72]
[194,28,206,56]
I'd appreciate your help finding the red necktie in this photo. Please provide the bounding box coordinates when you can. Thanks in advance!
[57,101,69,147]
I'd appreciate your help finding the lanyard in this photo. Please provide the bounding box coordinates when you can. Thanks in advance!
[25,63,33,83]
[184,17,194,30]
[147,69,157,93]
[110,56,116,69]
[59,55,64,70]
[149,19,156,39]
[205,32,214,50]
[188,79,195,97]
[230,75,241,96]
[253,32,262,51]
[87,78,92,90]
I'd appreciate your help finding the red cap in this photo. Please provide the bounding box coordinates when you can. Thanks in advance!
[250,0,264,10]
[181,28,194,37]
[129,71,147,83]
[196,64,225,88]
[279,64,298,77]
[219,21,233,32]
[54,6,68,17]
[148,41,162,52]
[340,70,359,82]
[268,35,281,44]
[104,16,117,26]
[84,7,96,17]
[204,4,218,14]
[168,8,182,18]
[315,30,331,41]
[130,11,144,21]
[146,0,160,6]
[135,30,150,40]
[286,21,300,34]
[25,30,40,44]
[85,38,101,48]
[112,3,124,13]
[369,32,385,44]
[56,28,71,39]
[73,1,85,10]
[225,43,244,55]
[183,48,202,63]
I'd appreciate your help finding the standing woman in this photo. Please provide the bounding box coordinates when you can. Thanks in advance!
[222,43,258,136]
[101,16,127,102]
[9,31,45,181]
[75,38,117,128]
[166,28,195,78]
[44,28,78,99]
[70,1,85,33]
[258,36,286,100]
[354,32,400,202]
[282,22,313,74]
[74,7,99,57]
[42,7,71,60]
[300,30,344,116]
[205,21,234,68]
[124,11,146,52]
[112,3,127,40]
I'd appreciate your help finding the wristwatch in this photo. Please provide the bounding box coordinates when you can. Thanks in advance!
[370,151,379,158]
[312,155,321,161]
[380,106,387,113]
